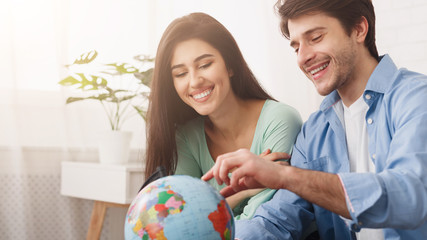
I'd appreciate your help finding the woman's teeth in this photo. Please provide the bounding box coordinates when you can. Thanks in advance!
[310,63,329,75]
[193,89,212,100]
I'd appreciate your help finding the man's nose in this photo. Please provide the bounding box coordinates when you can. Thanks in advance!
[297,43,315,67]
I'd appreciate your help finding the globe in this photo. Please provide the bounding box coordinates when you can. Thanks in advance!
[124,175,235,240]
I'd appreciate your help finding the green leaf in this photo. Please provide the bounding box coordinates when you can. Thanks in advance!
[134,68,153,86]
[66,94,109,104]
[133,106,147,121]
[105,63,138,74]
[103,89,136,103]
[95,93,110,101]
[66,97,86,104]
[119,94,137,102]
[59,73,107,90]
[59,76,82,86]
[72,50,98,65]
[134,54,155,63]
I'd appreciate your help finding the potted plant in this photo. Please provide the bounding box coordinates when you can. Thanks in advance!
[59,50,153,164]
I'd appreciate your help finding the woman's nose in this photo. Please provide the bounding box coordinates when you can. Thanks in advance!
[189,70,204,88]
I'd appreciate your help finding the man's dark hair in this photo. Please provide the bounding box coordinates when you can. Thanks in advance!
[275,0,378,59]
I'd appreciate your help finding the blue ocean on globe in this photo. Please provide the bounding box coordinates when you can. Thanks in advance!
[124,175,235,240]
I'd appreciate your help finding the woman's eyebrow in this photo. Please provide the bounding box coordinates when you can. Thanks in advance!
[194,53,214,62]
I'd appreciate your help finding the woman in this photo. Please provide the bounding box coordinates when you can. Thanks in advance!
[145,12,302,219]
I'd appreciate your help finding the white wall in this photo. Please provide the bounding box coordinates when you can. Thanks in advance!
[375,0,427,73]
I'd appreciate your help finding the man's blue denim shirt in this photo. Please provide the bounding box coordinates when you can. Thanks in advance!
[235,55,427,239]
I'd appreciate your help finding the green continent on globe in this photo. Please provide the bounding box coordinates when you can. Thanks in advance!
[208,200,232,240]
[129,184,186,240]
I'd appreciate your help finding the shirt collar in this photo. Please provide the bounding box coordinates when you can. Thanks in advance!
[320,54,398,112]
[365,54,398,94]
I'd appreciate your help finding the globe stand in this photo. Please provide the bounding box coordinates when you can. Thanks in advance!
[86,166,167,240]
[87,201,130,240]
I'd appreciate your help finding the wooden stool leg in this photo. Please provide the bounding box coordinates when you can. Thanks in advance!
[86,201,107,240]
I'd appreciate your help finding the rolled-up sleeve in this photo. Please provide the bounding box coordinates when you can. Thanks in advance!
[339,79,427,230]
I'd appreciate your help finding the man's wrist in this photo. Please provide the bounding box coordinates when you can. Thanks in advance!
[279,165,294,190]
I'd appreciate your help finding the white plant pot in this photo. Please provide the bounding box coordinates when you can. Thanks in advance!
[98,131,133,165]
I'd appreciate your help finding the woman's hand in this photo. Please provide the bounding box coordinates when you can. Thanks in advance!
[225,188,265,208]
[202,148,290,197]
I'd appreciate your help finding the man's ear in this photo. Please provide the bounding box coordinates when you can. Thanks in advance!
[354,16,369,43]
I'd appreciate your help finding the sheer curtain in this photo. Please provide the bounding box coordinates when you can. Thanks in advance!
[1,0,426,239]
[0,0,152,239]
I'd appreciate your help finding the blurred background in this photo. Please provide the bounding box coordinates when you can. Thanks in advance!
[0,0,426,239]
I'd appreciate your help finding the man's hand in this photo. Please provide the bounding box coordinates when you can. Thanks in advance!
[202,148,290,197]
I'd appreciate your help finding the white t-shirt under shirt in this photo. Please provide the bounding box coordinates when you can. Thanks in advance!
[343,95,376,173]
[342,95,384,240]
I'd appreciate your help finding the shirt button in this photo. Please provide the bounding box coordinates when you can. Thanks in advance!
[372,154,376,160]
[367,118,373,124]
[365,94,371,100]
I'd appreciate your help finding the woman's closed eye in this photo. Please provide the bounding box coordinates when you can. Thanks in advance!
[173,71,187,78]
[199,62,212,69]
[172,61,213,78]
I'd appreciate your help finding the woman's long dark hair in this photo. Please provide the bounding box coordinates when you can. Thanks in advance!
[145,12,274,178]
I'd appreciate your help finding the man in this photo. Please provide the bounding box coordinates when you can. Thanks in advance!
[202,0,427,239]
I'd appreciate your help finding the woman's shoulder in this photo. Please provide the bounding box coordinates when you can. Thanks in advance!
[254,100,302,136]
[262,99,302,121]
